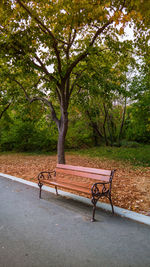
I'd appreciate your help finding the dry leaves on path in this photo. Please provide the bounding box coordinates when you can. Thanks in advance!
[0,153,150,216]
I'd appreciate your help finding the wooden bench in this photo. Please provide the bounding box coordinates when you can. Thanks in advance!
[37,164,116,221]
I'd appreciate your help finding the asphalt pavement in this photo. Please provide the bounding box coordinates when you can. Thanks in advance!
[0,176,150,267]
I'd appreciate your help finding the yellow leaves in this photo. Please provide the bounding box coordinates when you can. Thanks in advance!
[118,27,124,35]
[122,14,131,22]
[113,10,122,20]
[15,3,22,12]
[105,2,110,8]
[99,16,103,22]
[116,81,120,86]
[130,10,136,17]
[115,20,120,26]
[32,40,36,45]
[113,10,134,28]
[110,68,115,72]
[45,3,53,10]
[15,3,20,9]
[136,12,143,21]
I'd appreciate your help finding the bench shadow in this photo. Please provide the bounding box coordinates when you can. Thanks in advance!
[40,190,117,222]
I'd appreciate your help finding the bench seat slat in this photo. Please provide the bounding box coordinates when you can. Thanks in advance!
[38,164,116,221]
[56,168,110,182]
[56,164,111,176]
[42,179,91,194]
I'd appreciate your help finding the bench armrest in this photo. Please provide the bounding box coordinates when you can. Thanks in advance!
[37,171,56,182]
[91,181,110,196]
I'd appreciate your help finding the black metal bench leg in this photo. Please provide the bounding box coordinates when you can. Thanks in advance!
[38,182,43,199]
[55,186,58,196]
[91,204,96,222]
[109,195,114,214]
[91,197,98,222]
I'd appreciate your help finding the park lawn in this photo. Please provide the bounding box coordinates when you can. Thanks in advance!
[69,144,150,167]
[0,147,150,216]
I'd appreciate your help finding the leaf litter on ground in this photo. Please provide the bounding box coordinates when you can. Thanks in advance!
[0,153,149,216]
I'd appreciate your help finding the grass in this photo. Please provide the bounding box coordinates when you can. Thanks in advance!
[0,144,149,167]
[69,144,150,167]
[0,150,56,156]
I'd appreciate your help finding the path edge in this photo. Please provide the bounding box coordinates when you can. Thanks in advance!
[0,172,150,226]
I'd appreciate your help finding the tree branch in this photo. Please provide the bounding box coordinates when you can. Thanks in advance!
[14,79,60,128]
[0,102,11,120]
[63,0,127,81]
[86,110,103,138]
[29,56,60,86]
[14,79,30,101]
[16,0,62,75]
[42,77,61,103]
[33,77,42,89]
[30,97,60,128]
[90,21,113,47]
[63,20,113,80]
[66,29,77,61]
[33,55,51,76]
[16,0,54,39]
[69,68,87,97]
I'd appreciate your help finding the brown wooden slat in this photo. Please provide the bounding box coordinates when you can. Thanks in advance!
[55,168,110,182]
[42,180,91,194]
[56,164,111,176]
[56,178,91,188]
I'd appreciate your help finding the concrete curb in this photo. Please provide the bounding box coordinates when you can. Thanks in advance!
[0,172,150,226]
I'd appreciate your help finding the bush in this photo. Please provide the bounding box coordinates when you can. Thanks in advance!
[66,119,93,148]
[0,117,58,152]
[119,140,142,148]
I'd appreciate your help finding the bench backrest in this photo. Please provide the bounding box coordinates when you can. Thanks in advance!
[56,164,114,182]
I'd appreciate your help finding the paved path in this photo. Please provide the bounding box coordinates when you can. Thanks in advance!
[0,176,150,267]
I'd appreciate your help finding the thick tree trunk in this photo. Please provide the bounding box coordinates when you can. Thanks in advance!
[57,109,68,164]
[57,131,66,164]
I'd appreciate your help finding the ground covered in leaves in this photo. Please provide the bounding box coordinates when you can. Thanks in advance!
[0,153,150,216]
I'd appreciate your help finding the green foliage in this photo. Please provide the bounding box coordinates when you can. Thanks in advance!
[125,92,150,143]
[0,102,58,152]
[66,117,93,148]
[70,144,150,167]
[71,52,129,147]
[0,118,58,152]
[0,0,149,163]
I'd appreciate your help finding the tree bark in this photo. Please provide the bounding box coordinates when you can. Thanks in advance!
[0,102,11,120]
[118,97,127,146]
[85,110,103,144]
[57,108,68,164]
[103,104,109,146]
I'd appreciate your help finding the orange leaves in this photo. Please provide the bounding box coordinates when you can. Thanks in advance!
[118,27,124,35]
[32,40,36,45]
[99,16,103,22]
[0,153,150,215]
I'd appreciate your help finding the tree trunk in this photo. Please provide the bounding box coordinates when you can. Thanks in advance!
[57,109,68,164]
[118,97,127,146]
[86,110,103,145]
[57,131,66,164]
[103,103,109,146]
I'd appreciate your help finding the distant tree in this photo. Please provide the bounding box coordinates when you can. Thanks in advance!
[126,92,150,143]
[72,48,131,146]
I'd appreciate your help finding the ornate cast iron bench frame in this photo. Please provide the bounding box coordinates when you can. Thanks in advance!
[37,164,116,222]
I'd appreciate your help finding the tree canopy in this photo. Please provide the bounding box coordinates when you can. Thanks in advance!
[0,0,149,162]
